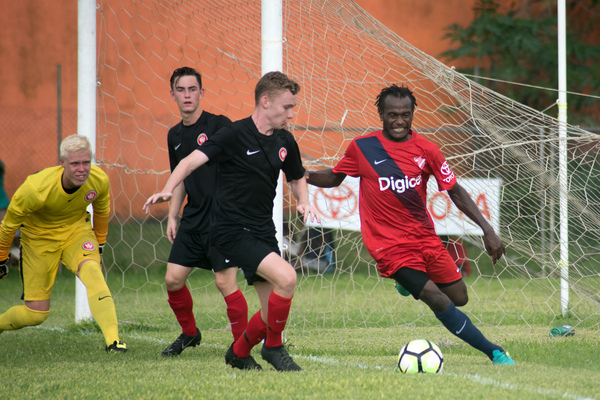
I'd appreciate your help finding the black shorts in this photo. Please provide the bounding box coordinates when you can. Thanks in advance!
[390,267,462,300]
[168,230,233,272]
[211,224,280,285]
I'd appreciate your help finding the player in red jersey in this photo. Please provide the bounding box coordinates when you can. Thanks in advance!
[306,84,515,365]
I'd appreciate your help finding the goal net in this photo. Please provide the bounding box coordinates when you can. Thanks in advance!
[96,0,600,342]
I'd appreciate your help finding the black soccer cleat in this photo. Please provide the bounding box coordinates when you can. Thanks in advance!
[105,340,128,353]
[261,344,302,371]
[161,328,202,356]
[225,344,262,370]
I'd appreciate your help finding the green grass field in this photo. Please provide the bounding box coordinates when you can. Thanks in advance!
[1,264,599,400]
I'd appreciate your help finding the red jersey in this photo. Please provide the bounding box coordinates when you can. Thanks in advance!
[333,130,457,273]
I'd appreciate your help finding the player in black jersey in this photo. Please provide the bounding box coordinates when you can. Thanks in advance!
[160,67,248,357]
[144,71,320,371]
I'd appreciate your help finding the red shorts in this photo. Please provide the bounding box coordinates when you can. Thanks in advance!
[372,238,461,284]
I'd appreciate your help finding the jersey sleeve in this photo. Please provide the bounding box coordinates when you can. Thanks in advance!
[332,139,361,177]
[200,124,235,164]
[281,133,306,182]
[426,144,457,191]
[92,170,111,245]
[0,180,42,259]
[167,128,178,172]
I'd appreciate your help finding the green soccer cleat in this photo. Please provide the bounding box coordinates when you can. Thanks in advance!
[492,350,515,365]
[106,340,128,353]
[395,282,411,297]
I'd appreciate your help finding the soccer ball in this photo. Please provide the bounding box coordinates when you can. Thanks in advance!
[397,339,443,374]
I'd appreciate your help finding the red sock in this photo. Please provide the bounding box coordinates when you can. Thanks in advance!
[265,291,292,348]
[167,286,196,336]
[224,289,248,341]
[233,310,267,357]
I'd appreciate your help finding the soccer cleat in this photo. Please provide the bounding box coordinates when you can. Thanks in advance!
[261,344,302,371]
[492,350,515,365]
[225,344,262,370]
[105,340,128,353]
[161,328,202,356]
[395,282,411,297]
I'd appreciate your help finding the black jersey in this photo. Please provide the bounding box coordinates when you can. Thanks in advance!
[167,111,232,233]
[199,116,306,235]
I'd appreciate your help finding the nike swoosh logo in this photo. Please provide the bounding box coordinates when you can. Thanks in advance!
[374,159,386,165]
[455,320,467,335]
[246,149,260,155]
[83,253,92,257]
[174,143,182,150]
[275,319,287,324]
[98,295,112,301]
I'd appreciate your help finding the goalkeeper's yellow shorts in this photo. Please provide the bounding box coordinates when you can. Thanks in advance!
[20,228,101,301]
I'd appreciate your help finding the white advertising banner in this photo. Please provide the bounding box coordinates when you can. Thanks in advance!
[307,177,501,236]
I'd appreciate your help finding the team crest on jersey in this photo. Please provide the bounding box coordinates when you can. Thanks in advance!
[414,155,426,169]
[197,133,208,145]
[85,190,97,202]
[82,241,96,251]
[279,147,287,162]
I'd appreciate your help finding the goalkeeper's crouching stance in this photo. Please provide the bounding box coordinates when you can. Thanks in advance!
[0,135,126,353]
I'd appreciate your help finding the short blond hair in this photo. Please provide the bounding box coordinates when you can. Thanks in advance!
[60,135,92,160]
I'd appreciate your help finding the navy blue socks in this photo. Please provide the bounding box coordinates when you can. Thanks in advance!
[435,302,502,360]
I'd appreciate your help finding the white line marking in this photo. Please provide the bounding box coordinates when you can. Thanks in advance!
[39,326,597,400]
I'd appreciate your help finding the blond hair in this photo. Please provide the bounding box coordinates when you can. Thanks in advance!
[60,135,93,160]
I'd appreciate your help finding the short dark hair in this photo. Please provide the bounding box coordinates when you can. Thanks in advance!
[170,67,202,91]
[375,84,417,115]
[254,71,300,105]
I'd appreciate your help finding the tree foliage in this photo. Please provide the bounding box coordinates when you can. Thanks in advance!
[441,0,600,125]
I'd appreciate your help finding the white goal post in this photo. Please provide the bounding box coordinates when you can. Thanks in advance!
[75,0,97,322]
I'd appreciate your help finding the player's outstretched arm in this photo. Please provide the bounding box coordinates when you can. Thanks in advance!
[305,168,346,188]
[143,150,209,214]
[166,183,186,244]
[447,182,506,265]
[290,177,321,224]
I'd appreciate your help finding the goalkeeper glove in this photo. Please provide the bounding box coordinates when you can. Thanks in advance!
[0,257,8,280]
[98,244,105,256]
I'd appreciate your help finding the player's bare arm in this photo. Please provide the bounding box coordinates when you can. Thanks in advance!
[447,182,506,264]
[143,149,209,213]
[305,168,346,188]
[290,177,321,224]
[166,183,186,243]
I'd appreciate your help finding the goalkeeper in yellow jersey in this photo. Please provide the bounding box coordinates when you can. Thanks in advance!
[0,135,126,353]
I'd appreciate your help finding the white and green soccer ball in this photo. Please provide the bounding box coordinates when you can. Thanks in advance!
[397,339,444,374]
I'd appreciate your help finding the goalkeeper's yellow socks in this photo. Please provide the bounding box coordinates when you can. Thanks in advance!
[79,261,120,346]
[88,289,120,346]
[0,305,49,331]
